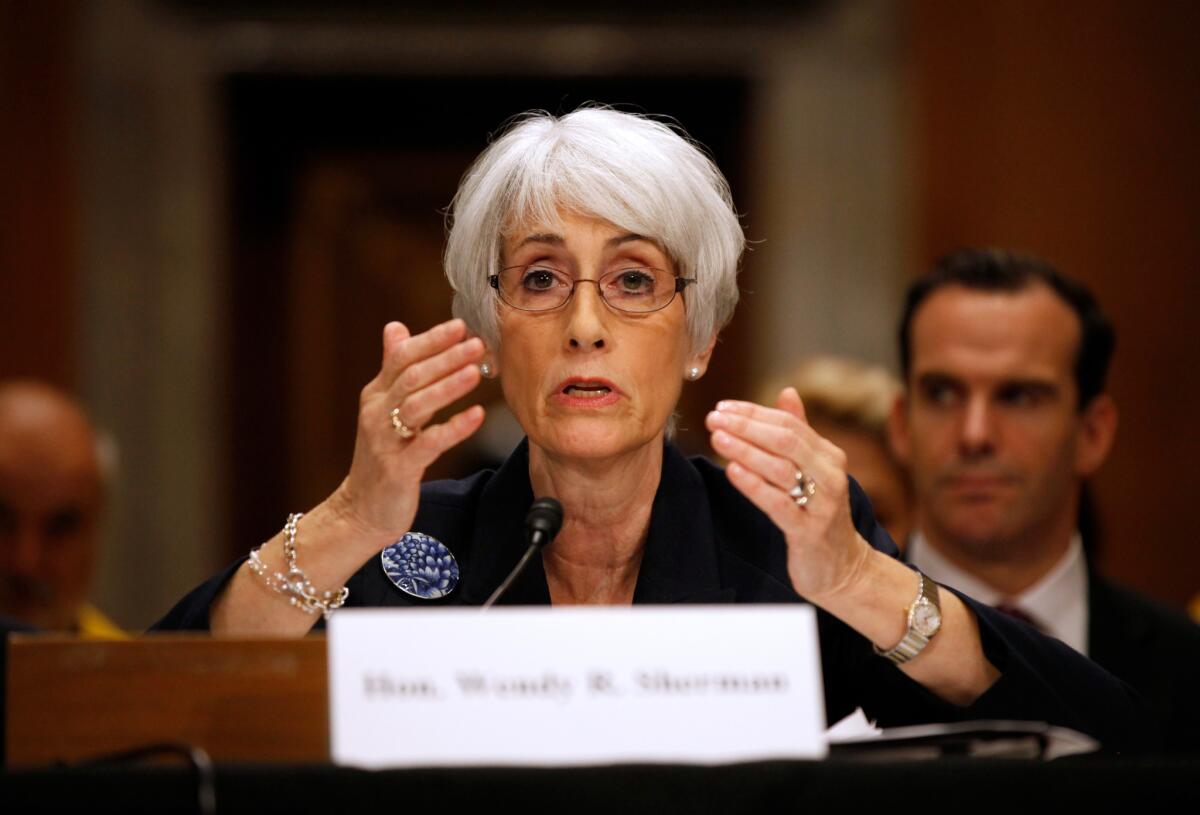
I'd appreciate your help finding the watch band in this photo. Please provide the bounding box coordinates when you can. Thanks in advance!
[874,571,942,665]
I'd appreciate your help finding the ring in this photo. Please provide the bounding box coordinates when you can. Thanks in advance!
[791,470,817,507]
[390,407,418,440]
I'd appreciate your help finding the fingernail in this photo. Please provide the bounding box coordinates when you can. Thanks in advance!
[716,400,734,411]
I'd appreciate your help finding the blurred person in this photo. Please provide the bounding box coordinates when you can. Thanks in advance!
[156,109,1151,750]
[0,381,123,637]
[889,248,1200,752]
[760,356,911,551]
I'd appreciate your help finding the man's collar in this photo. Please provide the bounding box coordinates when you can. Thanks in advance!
[908,530,1089,653]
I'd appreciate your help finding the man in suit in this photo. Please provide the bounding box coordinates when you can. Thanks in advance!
[888,248,1199,753]
[0,381,123,637]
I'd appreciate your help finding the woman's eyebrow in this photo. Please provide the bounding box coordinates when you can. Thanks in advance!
[608,233,652,247]
[515,233,564,248]
[514,232,654,249]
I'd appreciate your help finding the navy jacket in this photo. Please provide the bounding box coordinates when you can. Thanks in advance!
[155,441,1153,751]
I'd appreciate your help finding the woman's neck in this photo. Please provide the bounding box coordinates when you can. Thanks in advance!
[528,439,664,605]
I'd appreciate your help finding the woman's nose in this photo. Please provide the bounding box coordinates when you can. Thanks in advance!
[565,280,608,350]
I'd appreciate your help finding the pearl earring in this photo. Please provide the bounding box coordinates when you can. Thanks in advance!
[480,362,493,378]
[687,366,701,380]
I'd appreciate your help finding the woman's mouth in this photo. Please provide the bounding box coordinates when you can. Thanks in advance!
[553,378,622,407]
[563,383,612,398]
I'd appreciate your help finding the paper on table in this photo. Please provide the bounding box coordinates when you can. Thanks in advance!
[825,707,882,743]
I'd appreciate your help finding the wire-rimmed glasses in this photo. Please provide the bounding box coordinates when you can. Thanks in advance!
[488,265,695,314]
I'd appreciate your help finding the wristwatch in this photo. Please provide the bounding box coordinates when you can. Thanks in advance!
[874,571,942,665]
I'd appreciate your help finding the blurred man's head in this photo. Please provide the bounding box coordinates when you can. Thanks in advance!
[890,250,1118,573]
[0,382,106,630]
[765,356,913,549]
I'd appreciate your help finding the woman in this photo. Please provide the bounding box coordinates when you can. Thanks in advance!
[158,108,1146,749]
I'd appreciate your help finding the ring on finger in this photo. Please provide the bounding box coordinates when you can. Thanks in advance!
[390,407,419,440]
[791,469,817,507]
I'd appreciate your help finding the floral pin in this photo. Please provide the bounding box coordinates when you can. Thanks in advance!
[380,532,460,600]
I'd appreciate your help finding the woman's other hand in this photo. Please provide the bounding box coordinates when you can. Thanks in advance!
[707,387,1000,703]
[706,387,870,604]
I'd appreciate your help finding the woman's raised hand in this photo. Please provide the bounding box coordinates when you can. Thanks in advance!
[706,387,871,605]
[329,318,487,553]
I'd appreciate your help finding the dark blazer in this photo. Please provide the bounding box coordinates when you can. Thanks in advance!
[1088,572,1200,754]
[154,440,1153,751]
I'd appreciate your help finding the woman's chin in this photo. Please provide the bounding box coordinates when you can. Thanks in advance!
[532,415,662,461]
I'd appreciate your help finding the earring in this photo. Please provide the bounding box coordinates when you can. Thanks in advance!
[479,362,493,378]
[686,366,701,380]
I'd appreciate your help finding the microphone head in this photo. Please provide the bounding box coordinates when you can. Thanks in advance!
[525,497,564,548]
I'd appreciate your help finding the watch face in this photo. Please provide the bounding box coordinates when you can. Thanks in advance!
[912,599,942,638]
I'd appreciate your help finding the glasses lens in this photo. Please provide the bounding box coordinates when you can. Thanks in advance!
[599,268,676,312]
[499,265,572,311]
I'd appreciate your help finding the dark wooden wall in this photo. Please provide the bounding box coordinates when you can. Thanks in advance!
[0,2,79,387]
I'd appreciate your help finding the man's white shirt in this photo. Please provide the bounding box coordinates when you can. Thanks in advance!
[907,531,1090,656]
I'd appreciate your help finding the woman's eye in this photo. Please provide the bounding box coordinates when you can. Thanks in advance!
[613,269,655,294]
[522,268,562,291]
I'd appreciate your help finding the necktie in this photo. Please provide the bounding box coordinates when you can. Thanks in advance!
[993,602,1043,632]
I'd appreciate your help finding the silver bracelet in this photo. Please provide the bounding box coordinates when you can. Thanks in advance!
[247,512,349,620]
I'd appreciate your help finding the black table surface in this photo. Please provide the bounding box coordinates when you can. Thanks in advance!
[3,757,1199,815]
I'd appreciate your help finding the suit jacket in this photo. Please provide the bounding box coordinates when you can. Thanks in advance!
[154,440,1153,751]
[1088,572,1200,753]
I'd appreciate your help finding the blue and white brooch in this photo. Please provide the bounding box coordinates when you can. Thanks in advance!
[380,532,460,600]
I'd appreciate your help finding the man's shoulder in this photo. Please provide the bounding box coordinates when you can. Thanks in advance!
[1087,572,1200,752]
[1089,573,1200,646]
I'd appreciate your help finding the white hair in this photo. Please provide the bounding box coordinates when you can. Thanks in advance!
[444,107,745,353]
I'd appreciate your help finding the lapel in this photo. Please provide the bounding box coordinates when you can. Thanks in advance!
[1087,569,1152,666]
[456,440,735,606]
[457,439,547,606]
[632,443,734,604]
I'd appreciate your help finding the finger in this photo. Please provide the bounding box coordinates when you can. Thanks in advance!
[390,360,482,430]
[714,398,805,428]
[708,409,847,497]
[776,387,808,424]
[706,408,818,464]
[404,404,486,467]
[362,322,412,399]
[381,318,468,388]
[710,427,803,495]
[394,336,485,399]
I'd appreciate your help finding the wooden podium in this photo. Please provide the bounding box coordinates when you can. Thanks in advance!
[5,634,329,767]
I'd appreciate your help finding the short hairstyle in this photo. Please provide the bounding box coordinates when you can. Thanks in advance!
[444,107,745,353]
[898,248,1116,408]
[759,355,901,442]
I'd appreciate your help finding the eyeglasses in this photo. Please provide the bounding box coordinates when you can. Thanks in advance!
[488,265,696,314]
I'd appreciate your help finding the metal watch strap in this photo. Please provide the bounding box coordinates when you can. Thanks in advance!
[874,571,941,665]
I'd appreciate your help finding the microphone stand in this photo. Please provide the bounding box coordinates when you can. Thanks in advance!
[481,497,562,609]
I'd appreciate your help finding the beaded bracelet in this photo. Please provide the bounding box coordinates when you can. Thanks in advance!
[247,512,349,619]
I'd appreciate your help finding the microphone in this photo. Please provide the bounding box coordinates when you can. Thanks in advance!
[481,497,564,609]
[525,496,564,550]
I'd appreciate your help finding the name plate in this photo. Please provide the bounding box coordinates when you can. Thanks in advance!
[328,606,826,767]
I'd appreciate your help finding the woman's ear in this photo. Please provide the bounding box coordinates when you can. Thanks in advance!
[685,334,718,380]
